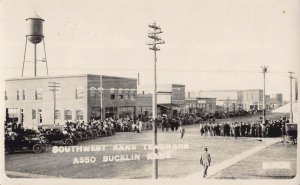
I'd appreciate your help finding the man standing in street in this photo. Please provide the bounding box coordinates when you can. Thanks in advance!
[178,123,185,139]
[200,147,211,178]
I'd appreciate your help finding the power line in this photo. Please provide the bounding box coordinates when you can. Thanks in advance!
[288,71,295,123]
[48,82,60,124]
[261,65,268,124]
[147,21,165,180]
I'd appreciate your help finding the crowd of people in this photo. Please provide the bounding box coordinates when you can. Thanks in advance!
[5,113,291,139]
[63,117,153,134]
[199,118,289,138]
[4,116,154,136]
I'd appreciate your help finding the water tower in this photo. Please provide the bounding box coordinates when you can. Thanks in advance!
[22,13,48,77]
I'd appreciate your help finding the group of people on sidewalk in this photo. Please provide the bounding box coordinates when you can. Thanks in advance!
[199,118,288,138]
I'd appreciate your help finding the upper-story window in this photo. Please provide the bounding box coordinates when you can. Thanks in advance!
[5,91,7,101]
[76,87,84,99]
[35,88,43,100]
[90,87,97,98]
[22,89,26,100]
[130,90,136,100]
[118,89,124,99]
[110,88,116,99]
[125,90,129,100]
[17,90,20,100]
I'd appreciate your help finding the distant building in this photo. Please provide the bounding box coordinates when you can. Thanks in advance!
[5,74,137,129]
[157,84,185,115]
[188,89,278,112]
[238,89,263,111]
[185,97,216,114]
[136,93,152,119]
[135,84,186,117]
[270,93,283,109]
[189,90,241,112]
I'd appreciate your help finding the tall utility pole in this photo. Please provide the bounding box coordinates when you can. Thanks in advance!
[288,72,295,123]
[100,75,103,120]
[147,21,165,179]
[261,65,268,124]
[48,82,60,124]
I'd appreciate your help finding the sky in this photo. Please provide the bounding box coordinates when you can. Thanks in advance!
[0,0,299,100]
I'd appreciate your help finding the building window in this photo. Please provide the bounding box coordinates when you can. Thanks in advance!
[5,91,7,101]
[55,110,61,119]
[90,87,97,98]
[130,90,135,100]
[17,90,20,100]
[76,87,84,99]
[38,109,43,123]
[125,90,129,100]
[105,107,117,113]
[32,109,36,120]
[118,89,124,99]
[91,107,101,120]
[65,110,72,120]
[22,90,25,100]
[76,110,84,120]
[105,107,117,119]
[35,88,43,100]
[110,89,116,99]
[7,108,19,123]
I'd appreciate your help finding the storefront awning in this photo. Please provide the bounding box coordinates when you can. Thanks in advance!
[157,104,181,110]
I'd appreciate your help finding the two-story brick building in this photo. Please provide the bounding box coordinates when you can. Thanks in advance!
[157,84,185,115]
[5,74,137,129]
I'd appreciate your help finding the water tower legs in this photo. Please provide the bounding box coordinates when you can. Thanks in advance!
[21,36,49,77]
[34,43,37,77]
[21,37,28,77]
[42,38,49,76]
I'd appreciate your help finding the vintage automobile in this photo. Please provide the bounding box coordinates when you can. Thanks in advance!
[5,130,47,154]
[74,129,94,140]
[39,125,78,146]
[286,123,297,145]
[66,127,83,141]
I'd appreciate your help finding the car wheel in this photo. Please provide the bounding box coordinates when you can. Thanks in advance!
[33,144,44,154]
[72,138,78,145]
[5,145,12,154]
[43,138,50,146]
[41,143,47,151]
[64,139,73,146]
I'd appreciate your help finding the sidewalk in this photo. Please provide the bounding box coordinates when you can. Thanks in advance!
[210,140,297,179]
[182,138,283,180]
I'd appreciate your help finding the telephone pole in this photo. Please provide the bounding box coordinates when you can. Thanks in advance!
[288,72,295,123]
[261,66,268,124]
[48,82,60,124]
[147,21,165,179]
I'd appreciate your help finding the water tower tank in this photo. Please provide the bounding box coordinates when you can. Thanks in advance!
[26,14,44,44]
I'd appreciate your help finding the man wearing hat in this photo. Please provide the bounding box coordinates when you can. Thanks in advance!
[200,147,211,178]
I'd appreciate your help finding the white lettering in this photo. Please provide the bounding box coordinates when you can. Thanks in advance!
[73,156,96,165]
[262,162,290,170]
[102,154,141,162]
[52,146,58,153]
[103,156,108,162]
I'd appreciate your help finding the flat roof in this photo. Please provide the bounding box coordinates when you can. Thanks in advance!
[195,89,263,92]
[5,74,136,81]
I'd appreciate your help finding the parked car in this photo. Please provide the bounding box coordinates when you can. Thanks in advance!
[39,125,78,146]
[286,123,297,145]
[5,131,47,154]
